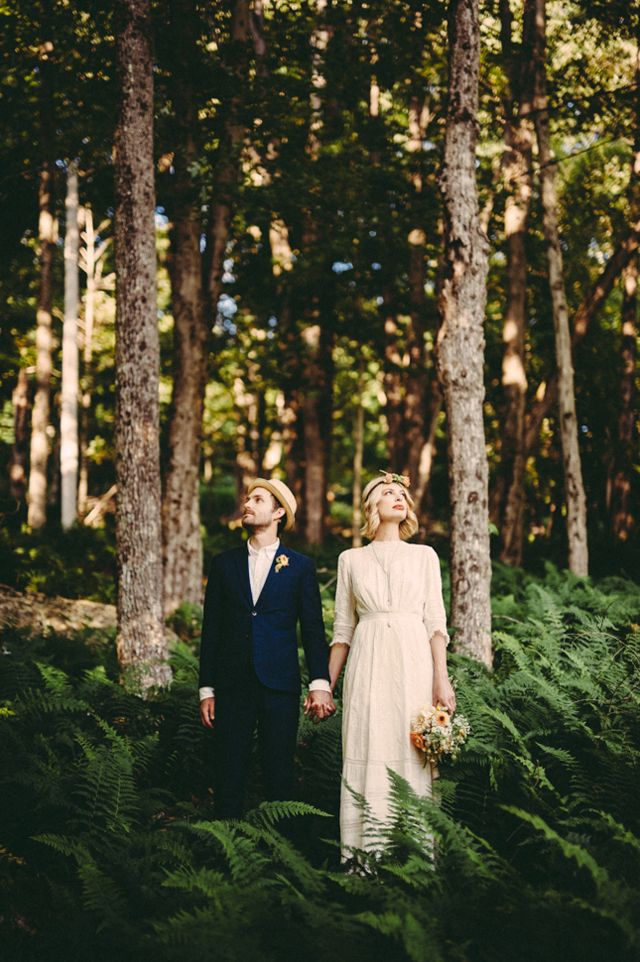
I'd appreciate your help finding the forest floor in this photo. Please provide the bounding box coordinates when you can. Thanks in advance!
[1,556,639,962]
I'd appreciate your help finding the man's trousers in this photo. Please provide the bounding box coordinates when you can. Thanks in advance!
[213,670,300,819]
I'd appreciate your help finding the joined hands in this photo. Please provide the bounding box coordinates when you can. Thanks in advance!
[303,689,336,722]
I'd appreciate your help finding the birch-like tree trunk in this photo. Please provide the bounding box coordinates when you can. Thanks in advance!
[497,0,535,566]
[437,0,492,666]
[161,0,209,615]
[77,211,112,516]
[531,0,588,575]
[114,0,171,691]
[61,163,80,529]
[28,52,55,530]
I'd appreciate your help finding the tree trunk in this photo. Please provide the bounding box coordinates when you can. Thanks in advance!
[609,40,639,543]
[301,317,334,545]
[161,0,209,616]
[61,163,80,530]
[352,364,365,548]
[497,0,535,566]
[28,52,55,530]
[298,1,335,545]
[205,0,251,317]
[114,0,171,691]
[531,0,588,575]
[404,94,431,486]
[9,366,30,502]
[78,208,95,516]
[609,255,638,541]
[232,368,261,499]
[437,0,492,666]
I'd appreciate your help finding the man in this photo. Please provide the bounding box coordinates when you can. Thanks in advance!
[199,477,335,818]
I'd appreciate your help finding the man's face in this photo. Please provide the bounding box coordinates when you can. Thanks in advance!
[242,487,284,531]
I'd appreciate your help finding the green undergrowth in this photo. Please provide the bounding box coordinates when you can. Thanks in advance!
[1,562,639,961]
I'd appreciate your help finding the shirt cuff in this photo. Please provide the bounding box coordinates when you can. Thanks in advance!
[199,686,215,700]
[308,678,332,693]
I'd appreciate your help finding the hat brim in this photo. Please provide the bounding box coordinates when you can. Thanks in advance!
[248,478,296,531]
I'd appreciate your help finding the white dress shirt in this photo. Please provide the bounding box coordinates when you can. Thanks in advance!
[199,536,331,700]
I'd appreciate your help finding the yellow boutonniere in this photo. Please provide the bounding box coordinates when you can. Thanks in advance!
[275,554,290,573]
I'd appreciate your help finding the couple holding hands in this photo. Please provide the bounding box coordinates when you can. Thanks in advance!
[199,471,455,857]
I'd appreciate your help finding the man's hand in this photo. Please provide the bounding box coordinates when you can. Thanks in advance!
[303,689,336,722]
[200,696,215,729]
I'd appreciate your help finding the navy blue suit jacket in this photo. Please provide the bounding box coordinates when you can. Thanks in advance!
[198,543,330,693]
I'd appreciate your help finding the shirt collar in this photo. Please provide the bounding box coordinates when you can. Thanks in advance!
[247,536,280,558]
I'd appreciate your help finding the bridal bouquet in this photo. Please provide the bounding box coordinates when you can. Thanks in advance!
[410,703,471,766]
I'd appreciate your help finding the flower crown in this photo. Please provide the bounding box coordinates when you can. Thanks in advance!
[373,470,411,490]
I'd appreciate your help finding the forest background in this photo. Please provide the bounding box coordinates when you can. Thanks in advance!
[1,1,639,960]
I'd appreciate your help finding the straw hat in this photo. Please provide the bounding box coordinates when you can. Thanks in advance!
[247,477,297,531]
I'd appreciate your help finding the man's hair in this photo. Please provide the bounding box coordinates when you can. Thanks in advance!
[270,493,286,532]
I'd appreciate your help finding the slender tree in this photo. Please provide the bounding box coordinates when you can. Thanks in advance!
[531,0,588,575]
[437,0,492,666]
[27,42,56,530]
[161,0,209,615]
[114,0,171,690]
[60,162,79,529]
[496,0,535,566]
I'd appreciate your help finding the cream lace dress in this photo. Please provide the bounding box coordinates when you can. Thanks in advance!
[332,542,450,857]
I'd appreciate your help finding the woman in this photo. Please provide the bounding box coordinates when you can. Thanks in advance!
[328,471,455,860]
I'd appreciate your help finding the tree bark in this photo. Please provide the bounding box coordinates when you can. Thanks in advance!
[114,0,171,691]
[609,255,638,541]
[301,317,333,544]
[609,40,639,543]
[437,0,492,666]
[9,366,30,502]
[404,93,431,486]
[28,51,56,530]
[531,0,588,575]
[352,363,365,548]
[297,1,335,545]
[497,0,535,566]
[205,0,251,317]
[161,0,209,616]
[61,163,80,530]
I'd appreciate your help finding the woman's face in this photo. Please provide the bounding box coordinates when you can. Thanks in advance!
[376,482,408,524]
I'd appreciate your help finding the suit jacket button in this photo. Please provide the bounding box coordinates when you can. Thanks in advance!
[251,610,257,616]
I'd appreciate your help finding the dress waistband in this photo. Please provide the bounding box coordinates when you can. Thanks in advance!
[358,611,423,622]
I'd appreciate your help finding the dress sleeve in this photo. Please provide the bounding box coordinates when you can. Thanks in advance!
[423,547,450,648]
[331,551,357,647]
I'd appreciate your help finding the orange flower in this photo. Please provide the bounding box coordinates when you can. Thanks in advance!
[435,710,449,726]
[410,732,425,750]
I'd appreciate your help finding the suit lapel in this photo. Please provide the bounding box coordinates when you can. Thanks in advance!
[256,544,290,609]
[233,546,253,608]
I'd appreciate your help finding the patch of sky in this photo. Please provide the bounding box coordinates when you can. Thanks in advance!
[217,293,238,319]
[155,207,169,227]
[371,262,381,271]
[332,261,353,274]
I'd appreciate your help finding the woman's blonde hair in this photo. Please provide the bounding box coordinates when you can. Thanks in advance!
[360,475,419,541]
